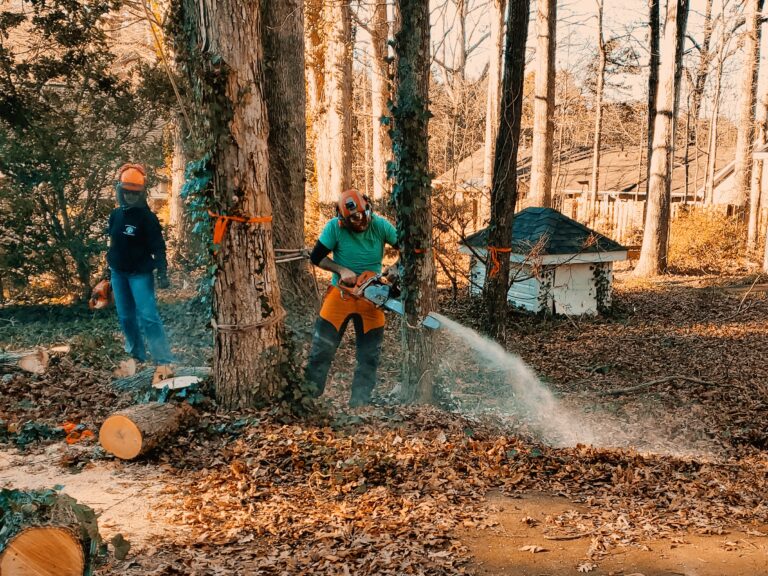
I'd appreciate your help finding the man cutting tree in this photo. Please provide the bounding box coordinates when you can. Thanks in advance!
[305,188,399,407]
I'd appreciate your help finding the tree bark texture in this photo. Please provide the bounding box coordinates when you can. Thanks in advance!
[313,0,353,204]
[635,0,689,277]
[734,0,762,213]
[371,0,393,202]
[263,0,316,307]
[529,0,557,208]
[482,0,505,194]
[588,0,606,222]
[175,0,289,409]
[645,0,660,202]
[483,0,531,341]
[391,0,437,404]
[745,0,765,250]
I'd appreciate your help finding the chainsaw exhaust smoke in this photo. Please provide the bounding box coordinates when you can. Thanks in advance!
[432,313,595,447]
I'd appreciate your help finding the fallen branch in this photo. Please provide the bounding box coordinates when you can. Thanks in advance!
[542,531,594,541]
[112,366,211,393]
[599,375,716,396]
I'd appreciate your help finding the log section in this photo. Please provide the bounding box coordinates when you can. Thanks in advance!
[99,402,195,460]
[0,526,84,575]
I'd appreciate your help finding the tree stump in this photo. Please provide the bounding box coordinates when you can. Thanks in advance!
[0,349,49,374]
[99,402,196,460]
[0,489,101,575]
[0,526,84,575]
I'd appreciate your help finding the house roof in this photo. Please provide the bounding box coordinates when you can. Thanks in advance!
[436,145,736,200]
[463,207,626,255]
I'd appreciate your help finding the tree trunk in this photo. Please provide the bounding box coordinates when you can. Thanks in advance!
[175,0,290,409]
[687,0,713,147]
[315,0,353,204]
[588,0,606,224]
[482,0,505,197]
[483,0,531,341]
[371,0,393,202]
[0,490,101,576]
[644,0,660,212]
[391,0,437,404]
[168,119,196,268]
[529,0,557,207]
[704,38,725,205]
[263,0,316,307]
[745,0,765,250]
[99,402,196,460]
[635,0,689,277]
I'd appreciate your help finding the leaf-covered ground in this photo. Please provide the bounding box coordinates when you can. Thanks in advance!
[1,272,767,574]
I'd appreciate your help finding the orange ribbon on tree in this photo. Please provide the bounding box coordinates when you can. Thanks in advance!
[487,246,512,277]
[208,210,273,246]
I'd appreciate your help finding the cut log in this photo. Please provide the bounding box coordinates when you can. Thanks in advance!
[99,402,196,460]
[0,489,102,575]
[112,366,211,393]
[0,349,49,374]
[0,526,84,575]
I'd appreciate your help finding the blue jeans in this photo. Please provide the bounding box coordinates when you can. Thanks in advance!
[111,270,174,365]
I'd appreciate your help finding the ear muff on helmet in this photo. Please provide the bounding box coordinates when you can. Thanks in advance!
[117,163,147,192]
[337,188,372,228]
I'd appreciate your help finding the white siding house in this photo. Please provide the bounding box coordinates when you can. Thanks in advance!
[461,208,627,316]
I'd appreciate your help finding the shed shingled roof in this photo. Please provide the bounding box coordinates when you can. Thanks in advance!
[463,207,626,255]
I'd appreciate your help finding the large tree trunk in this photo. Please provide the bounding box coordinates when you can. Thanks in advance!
[391,0,437,404]
[175,0,289,409]
[0,490,101,575]
[483,0,531,342]
[529,0,557,208]
[644,0,660,212]
[482,0,505,197]
[588,0,606,223]
[371,0,392,202]
[99,402,196,460]
[635,0,689,277]
[314,0,353,204]
[263,0,316,307]
[744,0,765,250]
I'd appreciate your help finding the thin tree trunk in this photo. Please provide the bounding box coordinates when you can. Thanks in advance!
[688,0,713,144]
[644,0,660,215]
[315,0,353,204]
[588,0,606,223]
[635,0,689,277]
[704,40,725,205]
[263,0,316,308]
[391,0,436,404]
[745,0,765,249]
[482,0,505,193]
[483,0,531,341]
[529,0,557,207]
[371,0,392,202]
[176,0,289,409]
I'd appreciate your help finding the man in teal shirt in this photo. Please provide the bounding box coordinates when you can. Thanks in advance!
[306,188,398,407]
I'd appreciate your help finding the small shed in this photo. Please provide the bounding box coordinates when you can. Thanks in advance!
[460,207,627,316]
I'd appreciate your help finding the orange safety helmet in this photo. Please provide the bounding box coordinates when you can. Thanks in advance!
[88,279,113,310]
[117,163,146,192]
[337,188,372,229]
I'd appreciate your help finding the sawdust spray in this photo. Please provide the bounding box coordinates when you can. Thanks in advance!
[432,313,596,447]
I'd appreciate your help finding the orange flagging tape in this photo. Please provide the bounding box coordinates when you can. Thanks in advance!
[208,210,273,245]
[488,246,512,277]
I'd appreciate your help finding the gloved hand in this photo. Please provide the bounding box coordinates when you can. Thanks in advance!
[156,269,170,289]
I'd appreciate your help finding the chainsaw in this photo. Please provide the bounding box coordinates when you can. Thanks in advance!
[339,270,441,330]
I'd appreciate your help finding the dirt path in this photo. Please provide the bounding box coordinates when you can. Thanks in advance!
[462,492,768,576]
[0,446,181,550]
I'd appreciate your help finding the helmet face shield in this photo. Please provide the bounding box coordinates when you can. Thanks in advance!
[116,163,147,208]
[116,183,147,208]
[338,188,371,232]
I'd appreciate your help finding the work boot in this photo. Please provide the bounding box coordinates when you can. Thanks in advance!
[151,364,175,386]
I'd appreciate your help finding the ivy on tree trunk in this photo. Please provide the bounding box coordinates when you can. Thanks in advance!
[389,0,437,404]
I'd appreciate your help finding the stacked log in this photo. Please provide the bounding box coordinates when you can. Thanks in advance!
[0,489,101,575]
